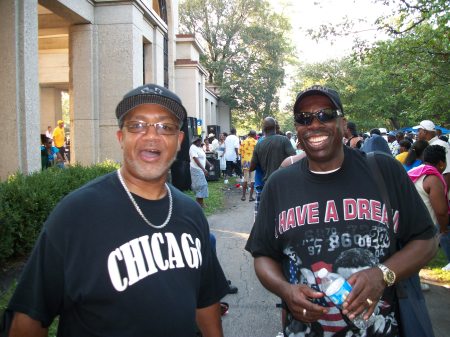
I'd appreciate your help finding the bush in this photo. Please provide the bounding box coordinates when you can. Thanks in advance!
[0,161,119,267]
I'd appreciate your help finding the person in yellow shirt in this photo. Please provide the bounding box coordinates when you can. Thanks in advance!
[395,139,412,164]
[52,120,66,160]
[239,130,257,201]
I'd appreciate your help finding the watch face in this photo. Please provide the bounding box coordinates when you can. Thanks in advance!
[385,270,395,285]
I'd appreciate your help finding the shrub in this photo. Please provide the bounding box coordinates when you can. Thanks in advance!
[0,161,119,266]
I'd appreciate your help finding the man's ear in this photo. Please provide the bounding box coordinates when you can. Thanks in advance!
[117,129,124,149]
[177,131,185,151]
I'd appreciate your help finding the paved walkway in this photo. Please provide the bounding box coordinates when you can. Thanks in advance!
[210,186,450,337]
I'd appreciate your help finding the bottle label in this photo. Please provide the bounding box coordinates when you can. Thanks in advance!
[326,279,352,306]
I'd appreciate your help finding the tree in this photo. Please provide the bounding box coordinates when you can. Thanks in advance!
[375,0,449,35]
[294,0,449,129]
[179,0,293,128]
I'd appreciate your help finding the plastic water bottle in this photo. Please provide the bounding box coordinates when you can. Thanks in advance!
[317,268,373,330]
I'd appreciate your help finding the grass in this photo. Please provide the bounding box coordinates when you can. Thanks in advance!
[184,178,228,216]
[420,248,450,284]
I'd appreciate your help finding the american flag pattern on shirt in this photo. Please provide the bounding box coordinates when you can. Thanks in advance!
[284,260,352,337]
[311,262,349,336]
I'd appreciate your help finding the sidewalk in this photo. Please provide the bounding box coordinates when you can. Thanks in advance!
[210,186,450,337]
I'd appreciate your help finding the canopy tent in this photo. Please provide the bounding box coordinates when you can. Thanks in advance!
[397,126,450,135]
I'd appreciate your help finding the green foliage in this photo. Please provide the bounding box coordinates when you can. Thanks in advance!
[292,21,449,131]
[375,0,449,36]
[179,0,293,128]
[0,161,119,267]
[298,0,449,130]
[0,281,16,312]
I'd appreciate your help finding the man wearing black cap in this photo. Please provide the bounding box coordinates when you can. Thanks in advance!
[246,85,437,336]
[3,84,229,337]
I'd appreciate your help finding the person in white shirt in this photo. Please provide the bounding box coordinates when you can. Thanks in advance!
[209,133,219,153]
[190,136,213,207]
[286,131,297,150]
[223,128,240,183]
[45,126,53,140]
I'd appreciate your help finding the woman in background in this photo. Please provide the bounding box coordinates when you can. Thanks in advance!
[189,136,213,208]
[403,139,428,171]
[408,145,450,285]
[216,133,227,177]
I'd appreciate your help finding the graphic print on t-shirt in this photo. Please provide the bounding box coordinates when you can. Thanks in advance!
[278,198,399,337]
[107,232,202,292]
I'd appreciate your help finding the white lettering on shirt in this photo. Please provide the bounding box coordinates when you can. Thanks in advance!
[107,232,203,292]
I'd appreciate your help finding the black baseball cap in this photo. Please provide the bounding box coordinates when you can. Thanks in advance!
[293,85,344,114]
[116,83,187,126]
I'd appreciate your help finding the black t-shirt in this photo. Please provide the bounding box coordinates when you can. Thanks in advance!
[246,147,435,337]
[5,172,228,337]
[251,134,296,182]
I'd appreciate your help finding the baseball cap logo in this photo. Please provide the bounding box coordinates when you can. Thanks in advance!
[140,86,163,95]
[307,85,329,93]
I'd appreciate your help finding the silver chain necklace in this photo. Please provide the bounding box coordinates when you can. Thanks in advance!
[117,169,173,229]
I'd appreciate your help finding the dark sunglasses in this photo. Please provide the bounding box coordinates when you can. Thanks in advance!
[294,108,343,126]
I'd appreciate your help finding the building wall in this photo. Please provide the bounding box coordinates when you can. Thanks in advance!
[40,88,64,132]
[0,0,177,180]
[0,0,229,180]
[174,34,231,139]
[0,0,41,180]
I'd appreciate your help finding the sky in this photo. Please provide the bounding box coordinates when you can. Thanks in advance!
[270,0,393,107]
[271,0,392,63]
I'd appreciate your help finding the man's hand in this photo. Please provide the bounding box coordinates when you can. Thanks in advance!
[254,256,328,323]
[342,267,385,320]
[284,284,329,323]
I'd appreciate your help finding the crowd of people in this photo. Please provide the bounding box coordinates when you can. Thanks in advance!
[2,82,449,337]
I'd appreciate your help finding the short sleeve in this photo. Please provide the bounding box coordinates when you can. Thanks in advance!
[245,181,283,261]
[189,145,198,160]
[5,229,64,328]
[234,137,240,149]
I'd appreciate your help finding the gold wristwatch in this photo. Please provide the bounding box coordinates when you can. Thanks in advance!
[377,263,396,287]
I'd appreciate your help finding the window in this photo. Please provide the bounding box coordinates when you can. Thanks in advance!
[152,0,167,23]
[164,34,168,88]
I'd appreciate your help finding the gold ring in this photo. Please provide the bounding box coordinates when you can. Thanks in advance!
[366,298,373,305]
[303,308,307,316]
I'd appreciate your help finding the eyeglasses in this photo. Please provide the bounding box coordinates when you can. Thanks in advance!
[294,108,343,126]
[124,121,180,135]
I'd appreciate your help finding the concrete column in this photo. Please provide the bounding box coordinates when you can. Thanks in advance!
[96,6,144,163]
[69,23,99,165]
[40,87,63,133]
[0,0,40,180]
[144,42,154,84]
[153,27,165,85]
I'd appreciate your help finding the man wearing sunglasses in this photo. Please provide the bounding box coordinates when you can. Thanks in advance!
[3,84,229,337]
[246,85,437,336]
